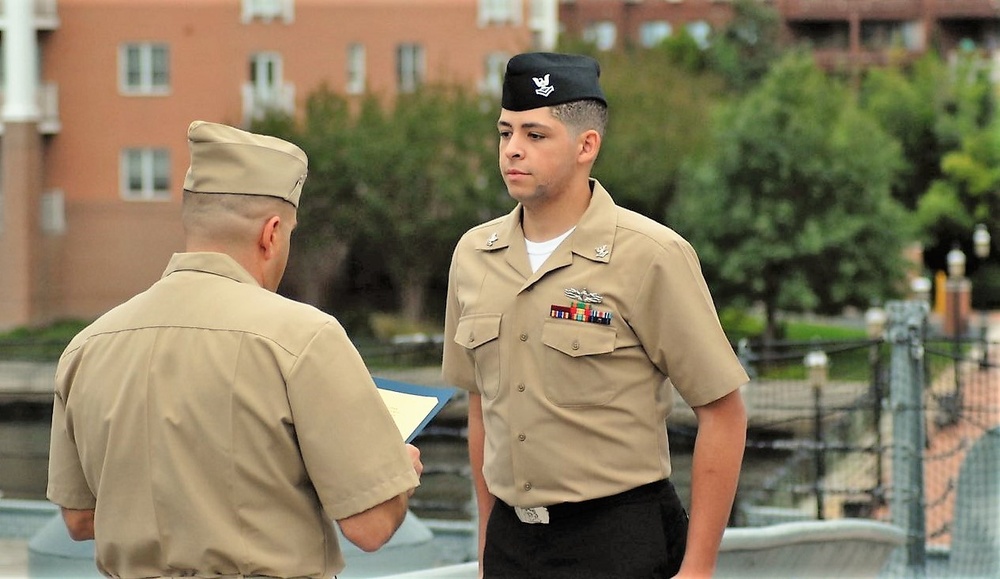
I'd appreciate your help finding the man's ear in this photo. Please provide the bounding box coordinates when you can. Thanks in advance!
[578,129,601,165]
[259,215,282,259]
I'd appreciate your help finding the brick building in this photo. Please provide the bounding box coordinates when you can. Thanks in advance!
[558,0,1000,68]
[1,0,997,330]
[0,0,549,329]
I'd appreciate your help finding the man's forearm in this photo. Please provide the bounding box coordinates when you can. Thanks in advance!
[678,391,747,577]
[467,393,494,566]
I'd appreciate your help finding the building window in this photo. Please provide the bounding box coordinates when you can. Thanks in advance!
[583,21,617,51]
[640,20,673,48]
[121,148,170,200]
[40,189,66,235]
[243,52,294,124]
[120,43,169,95]
[397,43,425,94]
[861,20,920,50]
[347,43,366,95]
[241,0,295,23]
[250,52,283,99]
[479,0,523,27]
[686,20,712,49]
[482,52,508,96]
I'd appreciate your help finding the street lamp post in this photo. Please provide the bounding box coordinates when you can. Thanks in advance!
[945,244,968,424]
[865,305,887,506]
[972,224,992,368]
[910,276,932,307]
[941,224,991,422]
[805,349,829,520]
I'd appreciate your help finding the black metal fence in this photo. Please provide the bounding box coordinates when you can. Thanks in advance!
[705,336,889,525]
[727,310,1000,576]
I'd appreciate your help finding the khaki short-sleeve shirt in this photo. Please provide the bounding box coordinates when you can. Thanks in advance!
[442,180,749,508]
[47,252,418,579]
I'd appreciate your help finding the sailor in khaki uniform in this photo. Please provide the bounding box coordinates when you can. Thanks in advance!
[47,121,422,579]
[442,53,749,578]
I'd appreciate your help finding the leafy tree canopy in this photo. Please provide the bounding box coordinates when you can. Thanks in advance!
[674,52,913,340]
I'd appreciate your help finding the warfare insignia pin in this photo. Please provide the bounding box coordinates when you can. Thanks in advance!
[564,287,603,304]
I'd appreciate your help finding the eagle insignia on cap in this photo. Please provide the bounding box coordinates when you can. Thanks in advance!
[532,74,554,97]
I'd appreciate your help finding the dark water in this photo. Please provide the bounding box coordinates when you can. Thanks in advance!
[0,402,51,500]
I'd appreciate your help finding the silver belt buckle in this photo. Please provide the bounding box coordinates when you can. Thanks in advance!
[514,506,550,524]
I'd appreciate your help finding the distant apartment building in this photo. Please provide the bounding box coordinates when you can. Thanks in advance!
[558,0,1000,68]
[0,0,550,329]
[777,0,1000,69]
[560,0,735,50]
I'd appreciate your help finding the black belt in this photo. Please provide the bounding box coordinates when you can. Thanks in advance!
[503,479,671,523]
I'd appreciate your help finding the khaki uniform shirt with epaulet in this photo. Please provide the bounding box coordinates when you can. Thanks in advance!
[47,252,418,579]
[442,180,749,508]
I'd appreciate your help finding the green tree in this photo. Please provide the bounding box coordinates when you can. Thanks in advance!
[256,85,508,327]
[860,49,996,285]
[591,47,725,221]
[858,54,946,211]
[254,87,360,308]
[675,53,912,341]
[916,117,1000,298]
[345,86,508,323]
[706,0,785,92]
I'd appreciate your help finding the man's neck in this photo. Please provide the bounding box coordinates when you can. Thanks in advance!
[522,181,593,242]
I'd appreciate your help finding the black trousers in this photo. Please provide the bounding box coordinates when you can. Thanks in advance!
[483,480,689,579]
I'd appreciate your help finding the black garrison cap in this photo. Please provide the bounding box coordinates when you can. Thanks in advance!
[501,52,607,111]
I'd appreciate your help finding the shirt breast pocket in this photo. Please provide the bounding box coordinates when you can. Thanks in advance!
[541,320,619,407]
[454,314,503,400]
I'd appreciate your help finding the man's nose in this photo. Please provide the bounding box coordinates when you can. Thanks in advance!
[503,136,523,159]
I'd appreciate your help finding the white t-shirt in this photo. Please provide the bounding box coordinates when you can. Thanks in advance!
[525,227,575,272]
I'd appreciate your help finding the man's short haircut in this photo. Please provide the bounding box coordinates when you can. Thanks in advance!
[181,190,293,245]
[550,99,608,137]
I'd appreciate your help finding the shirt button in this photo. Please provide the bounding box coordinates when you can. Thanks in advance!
[468,333,475,342]
[519,333,528,342]
[518,433,526,441]
[572,340,580,350]
[524,482,532,491]
[517,383,526,392]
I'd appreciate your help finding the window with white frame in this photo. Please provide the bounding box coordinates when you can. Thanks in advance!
[121,148,170,200]
[241,0,295,23]
[346,43,366,95]
[397,43,425,94]
[479,0,523,26]
[583,21,617,51]
[250,52,283,99]
[640,20,673,47]
[120,43,169,95]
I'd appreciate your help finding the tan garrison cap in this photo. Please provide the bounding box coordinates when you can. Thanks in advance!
[183,120,308,208]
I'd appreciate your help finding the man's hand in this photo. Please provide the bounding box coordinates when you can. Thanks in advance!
[60,507,95,541]
[405,443,424,497]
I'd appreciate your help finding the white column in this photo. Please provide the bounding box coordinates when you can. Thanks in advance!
[3,0,41,122]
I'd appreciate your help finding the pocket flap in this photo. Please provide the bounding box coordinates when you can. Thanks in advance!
[454,314,502,350]
[542,321,617,358]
